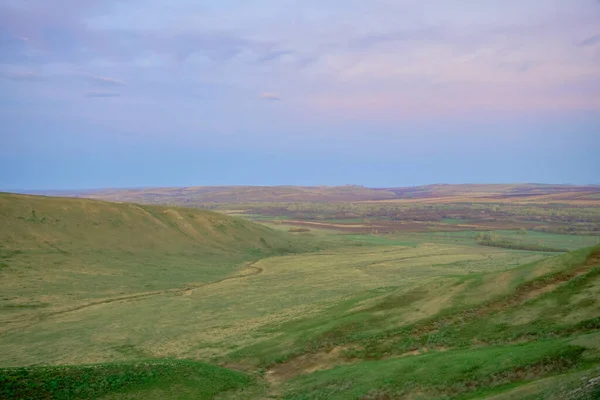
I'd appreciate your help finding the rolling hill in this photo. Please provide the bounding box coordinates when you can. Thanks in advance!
[0,192,308,319]
[1,192,599,399]
[25,183,600,205]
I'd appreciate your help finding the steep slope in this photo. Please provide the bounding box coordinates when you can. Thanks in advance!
[0,192,304,319]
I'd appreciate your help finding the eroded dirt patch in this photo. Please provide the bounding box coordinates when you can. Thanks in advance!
[266,346,354,386]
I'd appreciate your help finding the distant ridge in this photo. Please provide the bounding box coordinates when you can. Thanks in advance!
[14,183,600,206]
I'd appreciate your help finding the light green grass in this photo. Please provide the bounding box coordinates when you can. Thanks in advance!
[1,193,600,399]
[386,230,600,251]
[0,242,550,367]
[237,214,290,221]
[441,218,471,225]
[0,192,320,318]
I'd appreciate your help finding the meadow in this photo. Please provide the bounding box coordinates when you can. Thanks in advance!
[1,192,599,399]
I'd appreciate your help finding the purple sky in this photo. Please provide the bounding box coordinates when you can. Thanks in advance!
[1,1,599,189]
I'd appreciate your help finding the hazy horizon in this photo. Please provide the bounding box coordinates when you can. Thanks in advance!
[7,182,600,194]
[2,1,599,190]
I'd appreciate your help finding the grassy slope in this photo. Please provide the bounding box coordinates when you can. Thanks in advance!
[1,193,599,399]
[0,193,297,398]
[0,243,550,367]
[275,246,600,399]
[283,339,591,399]
[0,192,310,316]
[0,359,252,400]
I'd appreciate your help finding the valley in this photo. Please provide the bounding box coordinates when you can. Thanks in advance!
[1,188,599,399]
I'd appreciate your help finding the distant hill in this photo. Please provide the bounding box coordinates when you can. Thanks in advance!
[21,183,600,206]
[24,185,396,204]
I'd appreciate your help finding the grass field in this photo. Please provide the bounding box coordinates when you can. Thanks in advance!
[382,230,600,251]
[0,242,550,365]
[0,359,252,400]
[1,193,599,399]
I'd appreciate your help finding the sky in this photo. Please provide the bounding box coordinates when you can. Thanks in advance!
[1,0,599,190]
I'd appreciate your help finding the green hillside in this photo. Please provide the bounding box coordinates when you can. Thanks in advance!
[277,246,600,399]
[0,192,307,319]
[0,359,252,400]
[1,193,599,399]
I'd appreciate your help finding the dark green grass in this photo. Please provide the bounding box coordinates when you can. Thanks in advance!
[0,359,252,400]
[477,239,567,252]
[283,339,590,400]
[388,230,600,251]
[441,218,470,225]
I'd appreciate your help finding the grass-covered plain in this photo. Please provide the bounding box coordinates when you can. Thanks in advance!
[1,193,599,399]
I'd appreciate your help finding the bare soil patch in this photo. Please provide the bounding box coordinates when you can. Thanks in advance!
[266,346,354,386]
